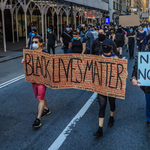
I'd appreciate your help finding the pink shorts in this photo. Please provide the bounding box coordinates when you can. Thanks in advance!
[32,84,47,100]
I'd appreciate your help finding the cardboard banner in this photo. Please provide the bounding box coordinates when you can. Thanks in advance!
[119,15,140,27]
[138,52,150,86]
[142,13,148,18]
[23,49,128,99]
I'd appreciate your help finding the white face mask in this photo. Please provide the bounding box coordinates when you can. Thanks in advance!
[32,42,39,50]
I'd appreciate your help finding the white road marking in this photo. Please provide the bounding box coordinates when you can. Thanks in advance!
[48,92,97,150]
[0,74,25,89]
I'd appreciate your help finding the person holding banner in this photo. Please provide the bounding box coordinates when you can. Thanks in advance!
[93,39,118,138]
[22,36,51,128]
[131,54,150,127]
[137,25,146,52]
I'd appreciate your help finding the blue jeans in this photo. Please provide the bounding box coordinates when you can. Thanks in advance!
[145,93,150,122]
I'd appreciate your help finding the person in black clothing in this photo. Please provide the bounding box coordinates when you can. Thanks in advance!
[137,25,146,52]
[114,25,126,58]
[131,51,150,127]
[46,26,57,54]
[93,39,118,138]
[105,26,111,39]
[69,31,86,54]
[127,27,135,59]
[92,29,118,56]
[60,25,72,53]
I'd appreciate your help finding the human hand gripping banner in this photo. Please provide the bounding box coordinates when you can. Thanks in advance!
[23,50,128,99]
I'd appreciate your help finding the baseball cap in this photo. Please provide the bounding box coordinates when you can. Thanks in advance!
[102,39,112,47]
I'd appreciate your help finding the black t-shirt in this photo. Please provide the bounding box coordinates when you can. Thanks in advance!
[47,32,57,46]
[127,32,135,44]
[115,30,125,41]
[72,38,86,53]
[61,32,72,48]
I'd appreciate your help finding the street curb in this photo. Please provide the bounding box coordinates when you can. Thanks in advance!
[0,45,62,63]
[0,54,23,63]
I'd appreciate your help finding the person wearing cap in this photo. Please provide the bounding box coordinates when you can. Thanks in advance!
[114,25,126,58]
[93,39,118,138]
[60,25,72,53]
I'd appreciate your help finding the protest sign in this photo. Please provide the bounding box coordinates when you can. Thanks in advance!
[119,15,139,27]
[138,52,150,86]
[142,13,148,18]
[23,49,128,99]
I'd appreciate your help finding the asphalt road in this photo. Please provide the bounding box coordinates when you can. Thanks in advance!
[0,46,150,150]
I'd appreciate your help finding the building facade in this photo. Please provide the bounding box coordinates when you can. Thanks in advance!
[0,0,108,52]
[102,0,127,22]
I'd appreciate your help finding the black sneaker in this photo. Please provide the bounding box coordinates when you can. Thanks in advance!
[41,109,51,118]
[107,116,114,127]
[147,121,150,127]
[93,127,103,138]
[32,118,42,128]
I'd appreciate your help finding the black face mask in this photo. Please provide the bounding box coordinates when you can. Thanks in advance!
[118,28,122,32]
[80,27,85,32]
[103,46,112,53]
[98,34,106,41]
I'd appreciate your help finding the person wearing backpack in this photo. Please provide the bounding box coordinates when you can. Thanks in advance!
[69,30,86,54]
[60,25,72,53]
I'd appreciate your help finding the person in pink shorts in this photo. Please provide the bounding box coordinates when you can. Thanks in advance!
[22,36,51,128]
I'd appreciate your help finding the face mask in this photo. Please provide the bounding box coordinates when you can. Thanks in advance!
[73,37,77,40]
[47,30,50,32]
[77,30,79,32]
[98,34,106,41]
[32,33,35,36]
[66,28,70,31]
[118,28,122,31]
[140,28,143,31]
[80,27,85,31]
[103,46,112,53]
[32,42,39,50]
[130,30,133,32]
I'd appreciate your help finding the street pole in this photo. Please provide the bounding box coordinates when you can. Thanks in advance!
[109,0,113,22]
[71,3,73,29]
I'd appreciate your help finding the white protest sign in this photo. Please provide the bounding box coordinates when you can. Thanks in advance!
[138,52,150,86]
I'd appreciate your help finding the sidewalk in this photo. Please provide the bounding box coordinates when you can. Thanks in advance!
[0,39,62,63]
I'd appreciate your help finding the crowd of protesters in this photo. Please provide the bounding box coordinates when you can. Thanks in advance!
[22,20,150,140]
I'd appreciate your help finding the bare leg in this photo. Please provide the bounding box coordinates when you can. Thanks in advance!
[44,98,49,110]
[120,47,122,55]
[110,111,114,117]
[37,99,46,119]
[99,118,104,127]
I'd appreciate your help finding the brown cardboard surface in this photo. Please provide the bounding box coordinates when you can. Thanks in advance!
[23,49,128,99]
[119,15,140,27]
